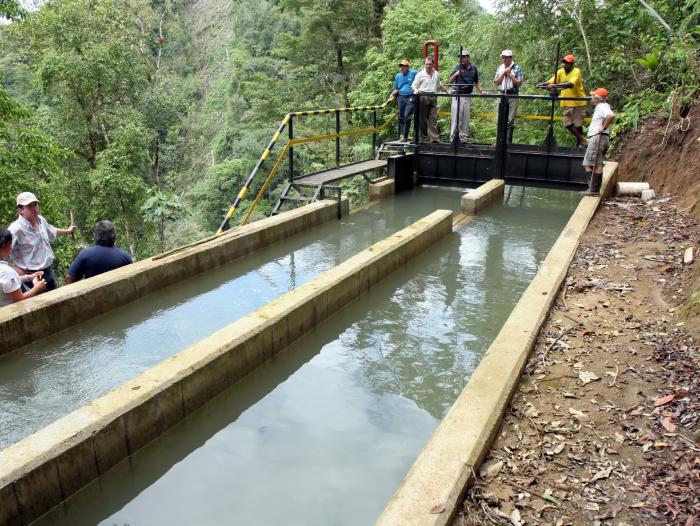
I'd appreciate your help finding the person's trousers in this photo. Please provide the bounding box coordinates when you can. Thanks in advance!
[505,96,518,142]
[21,266,57,292]
[450,95,471,141]
[419,96,439,142]
[398,95,414,138]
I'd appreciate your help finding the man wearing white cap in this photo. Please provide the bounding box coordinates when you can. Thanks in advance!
[9,192,77,292]
[494,50,523,142]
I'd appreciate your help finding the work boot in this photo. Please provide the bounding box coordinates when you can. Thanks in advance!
[399,135,406,143]
[590,171,602,193]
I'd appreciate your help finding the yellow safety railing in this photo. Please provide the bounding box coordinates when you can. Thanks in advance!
[437,111,592,122]
[240,113,397,226]
[216,99,397,235]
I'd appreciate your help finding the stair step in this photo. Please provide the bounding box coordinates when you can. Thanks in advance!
[281,196,314,202]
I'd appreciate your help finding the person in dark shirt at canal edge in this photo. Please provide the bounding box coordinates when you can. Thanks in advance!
[66,220,132,283]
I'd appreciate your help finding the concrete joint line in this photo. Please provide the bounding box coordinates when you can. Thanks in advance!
[0,199,348,357]
[376,163,618,526]
[0,209,453,526]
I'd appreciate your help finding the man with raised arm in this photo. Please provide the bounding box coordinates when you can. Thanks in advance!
[9,192,77,292]
[537,54,588,147]
[494,49,523,143]
[412,56,442,143]
[448,50,484,143]
[388,59,417,142]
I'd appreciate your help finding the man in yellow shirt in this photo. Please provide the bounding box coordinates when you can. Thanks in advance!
[537,54,587,147]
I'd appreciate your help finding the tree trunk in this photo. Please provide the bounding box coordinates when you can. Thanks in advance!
[119,196,137,260]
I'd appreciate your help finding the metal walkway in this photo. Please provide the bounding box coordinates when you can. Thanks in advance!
[272,159,387,215]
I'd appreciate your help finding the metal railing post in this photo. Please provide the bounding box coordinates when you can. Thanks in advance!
[288,116,294,182]
[413,94,421,145]
[494,94,510,180]
[335,110,341,167]
[372,110,377,157]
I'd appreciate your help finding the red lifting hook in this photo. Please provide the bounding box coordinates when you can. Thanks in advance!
[423,40,439,70]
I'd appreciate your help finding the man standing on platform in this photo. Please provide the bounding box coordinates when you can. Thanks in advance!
[9,191,77,292]
[388,59,417,142]
[537,54,588,147]
[582,88,615,195]
[412,57,442,143]
[493,49,523,143]
[448,50,484,143]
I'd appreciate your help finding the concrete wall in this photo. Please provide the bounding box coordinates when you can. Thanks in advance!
[369,178,395,201]
[0,199,348,356]
[376,163,618,526]
[461,179,505,215]
[0,209,453,526]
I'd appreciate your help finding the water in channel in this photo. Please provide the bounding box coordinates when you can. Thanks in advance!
[30,186,580,526]
[2,187,476,451]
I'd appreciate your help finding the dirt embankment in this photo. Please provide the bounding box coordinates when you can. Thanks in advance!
[453,109,700,525]
[454,197,699,525]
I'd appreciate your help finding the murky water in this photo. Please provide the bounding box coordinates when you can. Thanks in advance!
[2,187,493,451]
[30,186,580,526]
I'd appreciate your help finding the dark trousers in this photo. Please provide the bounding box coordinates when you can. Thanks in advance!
[398,95,414,138]
[22,266,57,293]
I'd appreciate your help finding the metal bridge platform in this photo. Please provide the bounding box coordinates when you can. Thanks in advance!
[272,159,387,215]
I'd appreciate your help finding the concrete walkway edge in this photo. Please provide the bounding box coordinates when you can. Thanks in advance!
[376,163,618,526]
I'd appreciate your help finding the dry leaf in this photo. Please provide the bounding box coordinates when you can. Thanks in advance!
[429,503,445,514]
[510,508,523,526]
[480,460,504,479]
[661,416,677,432]
[578,371,600,384]
[569,408,590,422]
[591,466,613,482]
[654,393,676,407]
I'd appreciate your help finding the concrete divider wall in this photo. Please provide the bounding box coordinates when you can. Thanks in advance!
[461,179,505,215]
[376,163,618,526]
[0,199,348,356]
[0,209,453,526]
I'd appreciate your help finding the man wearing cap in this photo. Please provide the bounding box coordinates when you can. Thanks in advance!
[537,54,587,147]
[448,50,484,143]
[9,192,77,292]
[389,59,418,142]
[412,57,443,143]
[494,50,523,143]
[583,88,615,194]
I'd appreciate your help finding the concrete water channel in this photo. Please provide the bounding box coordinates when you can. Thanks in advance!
[14,185,581,525]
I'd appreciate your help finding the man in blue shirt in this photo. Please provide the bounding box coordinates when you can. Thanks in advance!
[66,220,133,283]
[388,59,417,142]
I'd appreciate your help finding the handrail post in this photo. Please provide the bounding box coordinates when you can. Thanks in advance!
[335,110,341,167]
[372,109,377,157]
[288,115,294,182]
[494,94,509,180]
[413,94,421,145]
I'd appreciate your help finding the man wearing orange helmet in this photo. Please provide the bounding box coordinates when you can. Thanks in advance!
[582,88,615,195]
[537,54,587,147]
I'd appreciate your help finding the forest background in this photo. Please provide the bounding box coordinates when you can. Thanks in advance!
[1,0,698,277]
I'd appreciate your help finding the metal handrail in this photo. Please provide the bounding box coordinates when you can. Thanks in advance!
[216,98,397,234]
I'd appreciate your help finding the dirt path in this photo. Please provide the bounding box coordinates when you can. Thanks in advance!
[453,196,700,525]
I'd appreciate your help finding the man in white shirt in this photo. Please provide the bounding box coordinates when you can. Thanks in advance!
[411,57,442,143]
[583,88,615,195]
[493,49,523,143]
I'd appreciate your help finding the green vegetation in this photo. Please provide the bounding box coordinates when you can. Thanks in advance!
[1,0,698,272]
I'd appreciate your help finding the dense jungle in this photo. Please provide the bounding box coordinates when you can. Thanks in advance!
[1,0,699,276]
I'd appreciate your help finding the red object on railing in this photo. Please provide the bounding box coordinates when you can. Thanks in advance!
[423,40,439,70]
